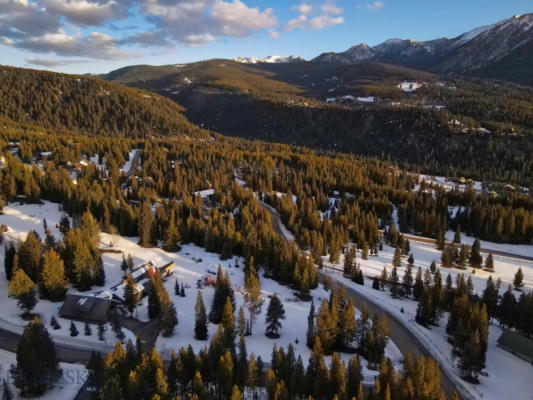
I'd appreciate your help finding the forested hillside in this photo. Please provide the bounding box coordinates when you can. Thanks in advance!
[0,66,207,139]
[102,61,533,186]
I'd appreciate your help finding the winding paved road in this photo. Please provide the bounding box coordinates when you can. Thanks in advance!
[261,200,464,400]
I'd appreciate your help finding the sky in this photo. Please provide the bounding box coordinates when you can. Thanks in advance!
[0,0,531,74]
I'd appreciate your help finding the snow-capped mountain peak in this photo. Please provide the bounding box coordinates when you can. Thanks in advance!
[234,55,305,64]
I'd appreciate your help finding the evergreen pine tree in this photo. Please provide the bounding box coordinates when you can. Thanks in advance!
[484,253,494,271]
[390,267,399,298]
[209,266,235,324]
[17,231,43,282]
[346,355,362,399]
[174,278,180,296]
[441,244,453,268]
[2,379,13,400]
[482,276,499,319]
[380,267,388,290]
[436,229,445,250]
[514,267,524,290]
[316,298,338,354]
[306,301,316,348]
[13,318,59,397]
[123,274,139,315]
[120,255,128,272]
[330,353,346,399]
[372,276,380,290]
[160,301,178,337]
[86,351,103,392]
[8,269,36,316]
[237,306,246,336]
[388,223,398,247]
[235,335,248,389]
[84,322,92,336]
[454,224,462,243]
[59,214,70,235]
[70,321,79,337]
[221,297,235,352]
[413,267,424,300]
[430,260,437,273]
[99,375,122,400]
[244,264,262,335]
[402,263,413,297]
[339,298,357,348]
[194,291,208,340]
[163,211,181,252]
[361,241,369,260]
[98,323,106,341]
[343,246,356,279]
[229,385,242,400]
[470,238,482,268]
[4,242,16,281]
[138,201,155,247]
[40,249,67,301]
[265,294,286,338]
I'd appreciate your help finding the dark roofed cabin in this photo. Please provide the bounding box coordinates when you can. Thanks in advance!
[59,294,114,324]
[497,330,533,364]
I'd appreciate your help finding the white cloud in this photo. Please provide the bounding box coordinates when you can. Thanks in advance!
[292,3,312,15]
[285,14,307,31]
[183,33,215,46]
[309,14,343,30]
[268,29,279,39]
[321,3,343,15]
[25,57,86,67]
[43,0,127,26]
[0,0,281,60]
[358,1,384,11]
[18,30,130,59]
[211,0,277,37]
[139,0,278,45]
[0,0,61,38]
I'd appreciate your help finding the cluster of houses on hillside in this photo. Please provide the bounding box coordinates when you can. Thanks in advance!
[59,260,174,324]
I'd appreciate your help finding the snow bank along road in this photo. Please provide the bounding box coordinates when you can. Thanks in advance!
[262,201,463,399]
[399,232,533,262]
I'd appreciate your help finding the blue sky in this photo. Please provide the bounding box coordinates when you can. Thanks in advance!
[0,0,531,74]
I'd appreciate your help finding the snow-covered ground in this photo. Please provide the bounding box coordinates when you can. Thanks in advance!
[417,174,484,193]
[0,201,402,384]
[322,239,532,296]
[321,269,533,400]
[444,228,533,260]
[0,202,135,353]
[119,149,141,174]
[319,236,533,400]
[0,348,86,400]
[149,243,402,378]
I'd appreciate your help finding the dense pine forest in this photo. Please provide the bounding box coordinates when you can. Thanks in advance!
[0,65,532,400]
[104,60,533,186]
[0,66,206,139]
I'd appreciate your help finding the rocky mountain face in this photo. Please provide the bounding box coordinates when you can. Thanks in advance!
[312,13,533,82]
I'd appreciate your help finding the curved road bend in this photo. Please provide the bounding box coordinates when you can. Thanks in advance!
[0,314,160,364]
[261,200,464,399]
[319,269,459,398]
[0,328,94,363]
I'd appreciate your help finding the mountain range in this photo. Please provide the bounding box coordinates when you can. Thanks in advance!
[234,13,533,85]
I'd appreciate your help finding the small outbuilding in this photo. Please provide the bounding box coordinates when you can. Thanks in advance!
[497,330,533,364]
[59,294,113,324]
